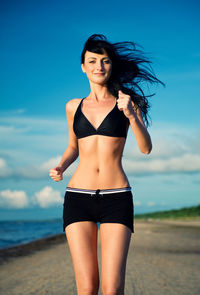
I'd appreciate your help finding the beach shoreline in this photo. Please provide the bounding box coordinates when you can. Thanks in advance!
[0,233,66,264]
[1,218,200,264]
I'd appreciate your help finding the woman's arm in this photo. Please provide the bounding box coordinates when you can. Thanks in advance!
[49,99,79,181]
[57,100,79,172]
[57,145,79,173]
[117,90,152,154]
[128,106,152,154]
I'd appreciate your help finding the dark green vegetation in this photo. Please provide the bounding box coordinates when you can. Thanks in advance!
[135,204,200,220]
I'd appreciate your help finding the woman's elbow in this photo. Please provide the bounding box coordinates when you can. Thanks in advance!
[141,143,152,155]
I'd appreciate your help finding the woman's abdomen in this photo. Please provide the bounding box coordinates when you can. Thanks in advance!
[67,161,130,189]
[68,136,129,189]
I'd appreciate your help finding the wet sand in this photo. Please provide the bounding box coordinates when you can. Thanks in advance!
[0,220,200,295]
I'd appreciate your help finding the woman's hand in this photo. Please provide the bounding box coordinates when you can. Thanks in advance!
[49,166,63,182]
[117,90,137,119]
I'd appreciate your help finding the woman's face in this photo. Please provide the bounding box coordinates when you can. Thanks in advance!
[81,50,112,85]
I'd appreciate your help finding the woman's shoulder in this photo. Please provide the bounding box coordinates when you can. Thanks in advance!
[66,98,83,113]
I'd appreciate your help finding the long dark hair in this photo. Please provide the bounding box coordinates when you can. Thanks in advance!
[81,34,165,127]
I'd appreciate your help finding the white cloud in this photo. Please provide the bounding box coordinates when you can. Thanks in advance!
[0,155,78,179]
[0,125,30,134]
[134,201,142,206]
[0,158,7,168]
[147,201,155,207]
[40,155,62,171]
[0,109,26,115]
[0,186,64,209]
[0,113,69,177]
[0,115,66,134]
[19,156,78,179]
[15,109,26,114]
[123,153,200,174]
[33,186,63,208]
[123,122,200,175]
[40,156,78,177]
[0,114,67,159]
[160,201,167,206]
[0,158,12,177]
[0,189,29,209]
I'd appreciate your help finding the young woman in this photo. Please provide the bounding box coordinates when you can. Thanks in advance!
[49,34,163,295]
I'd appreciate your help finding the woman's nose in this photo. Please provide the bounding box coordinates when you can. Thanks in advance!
[96,61,104,70]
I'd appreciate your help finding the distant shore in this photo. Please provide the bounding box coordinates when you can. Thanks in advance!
[135,204,200,220]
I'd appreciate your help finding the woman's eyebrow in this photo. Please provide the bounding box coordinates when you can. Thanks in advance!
[87,57,110,60]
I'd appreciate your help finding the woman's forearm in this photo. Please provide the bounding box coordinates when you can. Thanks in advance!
[129,115,152,154]
[58,146,79,172]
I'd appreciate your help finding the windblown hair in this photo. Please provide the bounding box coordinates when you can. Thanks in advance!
[81,34,165,127]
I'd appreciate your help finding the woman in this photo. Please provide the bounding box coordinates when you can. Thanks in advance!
[49,34,163,295]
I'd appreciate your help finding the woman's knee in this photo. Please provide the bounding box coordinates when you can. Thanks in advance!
[101,283,124,295]
[77,281,99,295]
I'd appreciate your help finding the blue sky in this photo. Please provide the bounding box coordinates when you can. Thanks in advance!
[0,0,200,220]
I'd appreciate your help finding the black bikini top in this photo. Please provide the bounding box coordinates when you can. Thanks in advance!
[73,98,129,139]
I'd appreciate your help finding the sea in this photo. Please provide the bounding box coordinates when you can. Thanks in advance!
[0,219,64,250]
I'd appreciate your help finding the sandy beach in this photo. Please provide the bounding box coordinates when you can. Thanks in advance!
[0,220,200,295]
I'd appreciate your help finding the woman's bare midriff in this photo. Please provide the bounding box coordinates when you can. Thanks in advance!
[67,135,130,190]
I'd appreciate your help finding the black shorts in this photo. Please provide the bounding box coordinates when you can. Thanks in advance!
[63,187,134,233]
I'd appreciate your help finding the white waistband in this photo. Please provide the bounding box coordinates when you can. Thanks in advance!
[66,187,132,195]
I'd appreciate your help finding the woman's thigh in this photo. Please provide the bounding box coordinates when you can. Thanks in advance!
[100,223,132,294]
[65,221,99,294]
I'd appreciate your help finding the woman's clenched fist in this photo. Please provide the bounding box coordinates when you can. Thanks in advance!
[49,166,63,182]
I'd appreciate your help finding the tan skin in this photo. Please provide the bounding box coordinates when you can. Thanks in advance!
[49,50,152,295]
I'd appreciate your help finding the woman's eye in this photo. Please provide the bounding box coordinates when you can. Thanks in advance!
[88,60,110,64]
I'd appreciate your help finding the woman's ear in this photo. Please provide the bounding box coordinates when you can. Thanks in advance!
[81,64,86,73]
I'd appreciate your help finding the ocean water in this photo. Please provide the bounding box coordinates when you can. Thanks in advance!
[0,219,63,250]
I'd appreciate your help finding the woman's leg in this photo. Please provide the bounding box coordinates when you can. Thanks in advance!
[100,223,132,295]
[65,221,99,295]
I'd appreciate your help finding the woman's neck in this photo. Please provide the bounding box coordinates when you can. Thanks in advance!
[88,82,113,102]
